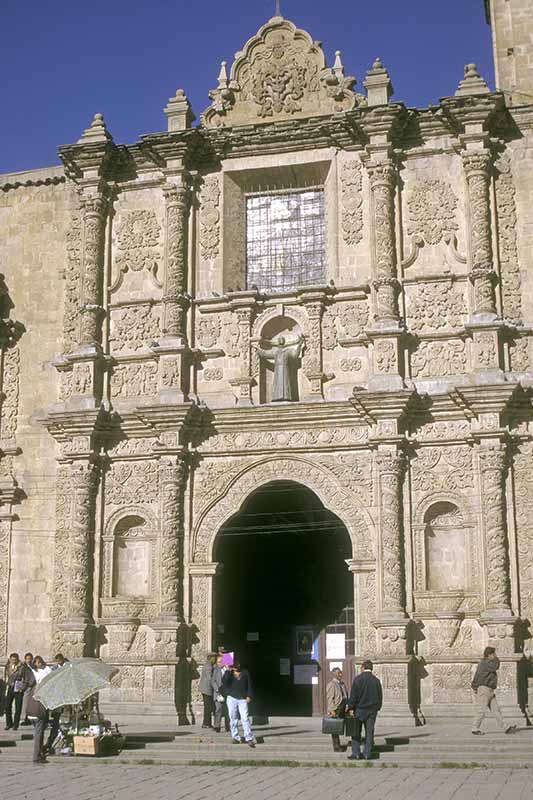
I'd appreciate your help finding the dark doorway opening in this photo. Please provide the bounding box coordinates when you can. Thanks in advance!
[213,480,354,716]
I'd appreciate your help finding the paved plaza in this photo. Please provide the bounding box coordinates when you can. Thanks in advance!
[0,762,532,800]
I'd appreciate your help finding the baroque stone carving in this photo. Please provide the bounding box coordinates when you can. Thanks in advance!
[198,425,369,453]
[510,338,530,373]
[162,185,188,339]
[203,18,359,127]
[375,340,397,374]
[462,151,497,316]
[495,155,522,325]
[0,520,12,656]
[340,160,363,245]
[411,445,474,492]
[478,446,511,611]
[375,453,405,614]
[106,462,159,505]
[415,420,471,440]
[79,195,108,347]
[111,362,158,398]
[339,357,362,372]
[432,664,472,704]
[68,461,99,621]
[367,163,399,322]
[113,210,162,291]
[407,282,466,333]
[406,178,459,245]
[199,176,221,260]
[411,339,467,378]
[203,367,223,382]
[110,305,161,352]
[159,459,187,620]
[1,347,20,440]
[63,208,82,352]
[197,314,222,349]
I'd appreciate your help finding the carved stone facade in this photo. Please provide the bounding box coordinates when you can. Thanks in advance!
[1,11,533,718]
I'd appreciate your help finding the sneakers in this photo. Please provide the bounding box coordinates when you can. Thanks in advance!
[505,725,517,734]
[232,738,242,744]
[471,730,484,735]
[247,740,256,749]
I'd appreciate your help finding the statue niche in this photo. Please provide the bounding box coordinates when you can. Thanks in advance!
[253,316,303,403]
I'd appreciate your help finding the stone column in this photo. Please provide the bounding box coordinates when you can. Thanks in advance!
[302,299,325,399]
[162,183,189,342]
[153,457,188,659]
[228,294,257,405]
[57,460,99,656]
[462,151,497,318]
[375,452,406,620]
[478,444,517,654]
[367,163,400,326]
[79,195,108,348]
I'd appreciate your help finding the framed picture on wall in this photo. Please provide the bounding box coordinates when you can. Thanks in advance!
[295,627,314,656]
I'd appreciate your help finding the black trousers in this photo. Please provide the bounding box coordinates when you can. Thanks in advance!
[46,710,61,749]
[351,714,377,759]
[5,689,23,728]
[202,693,213,727]
[32,714,49,763]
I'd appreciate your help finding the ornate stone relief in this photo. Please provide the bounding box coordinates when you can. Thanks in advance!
[110,305,161,352]
[407,282,466,334]
[106,439,157,458]
[222,316,241,357]
[317,453,373,507]
[406,178,459,245]
[63,209,82,352]
[415,420,471,440]
[197,425,369,454]
[111,362,158,399]
[432,664,472,704]
[1,347,20,440]
[203,17,360,127]
[322,301,369,350]
[475,332,497,369]
[375,453,405,615]
[510,338,530,373]
[105,462,159,505]
[495,155,522,325]
[52,466,73,636]
[411,339,467,378]
[339,357,362,372]
[359,571,378,655]
[0,520,12,656]
[196,314,222,350]
[411,446,474,493]
[203,368,223,382]
[112,210,162,291]
[192,457,374,562]
[199,176,221,261]
[375,340,397,373]
[340,160,363,245]
[478,446,511,612]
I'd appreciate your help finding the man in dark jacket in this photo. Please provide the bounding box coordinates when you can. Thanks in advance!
[222,662,255,747]
[471,647,516,735]
[346,660,383,760]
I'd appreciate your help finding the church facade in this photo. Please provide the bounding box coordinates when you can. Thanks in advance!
[1,2,533,719]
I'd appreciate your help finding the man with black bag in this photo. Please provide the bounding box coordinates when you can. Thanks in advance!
[346,660,383,761]
[325,668,348,751]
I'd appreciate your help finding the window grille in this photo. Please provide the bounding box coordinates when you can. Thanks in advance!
[246,189,326,293]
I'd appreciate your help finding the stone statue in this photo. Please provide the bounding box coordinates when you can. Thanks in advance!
[254,335,304,402]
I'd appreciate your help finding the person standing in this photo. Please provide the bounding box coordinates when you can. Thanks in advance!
[222,662,255,747]
[20,652,34,726]
[346,660,383,761]
[4,653,32,731]
[44,653,69,754]
[212,654,230,733]
[471,647,516,735]
[198,653,217,729]
[326,667,348,752]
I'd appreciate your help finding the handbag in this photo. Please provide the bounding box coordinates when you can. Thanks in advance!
[322,716,344,735]
[344,714,357,737]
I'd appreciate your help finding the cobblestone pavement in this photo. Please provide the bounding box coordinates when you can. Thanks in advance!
[0,763,532,800]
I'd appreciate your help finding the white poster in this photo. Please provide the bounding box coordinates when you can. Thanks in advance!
[326,633,345,660]
[293,664,318,685]
[329,661,343,671]
[279,658,290,676]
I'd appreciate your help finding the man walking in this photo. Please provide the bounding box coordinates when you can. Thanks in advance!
[472,647,516,735]
[222,662,255,748]
[346,660,382,761]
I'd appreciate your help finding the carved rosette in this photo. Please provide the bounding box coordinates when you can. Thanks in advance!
[376,452,406,616]
[79,196,108,347]
[478,447,511,612]
[367,164,400,323]
[162,184,189,339]
[159,458,187,621]
[462,152,497,316]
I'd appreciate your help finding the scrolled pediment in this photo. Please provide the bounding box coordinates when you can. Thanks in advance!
[203,16,363,128]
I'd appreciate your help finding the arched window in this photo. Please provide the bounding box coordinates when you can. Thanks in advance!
[424,502,466,592]
[112,515,152,598]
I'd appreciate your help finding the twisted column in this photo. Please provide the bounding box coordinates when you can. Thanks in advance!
[462,151,497,317]
[376,452,406,616]
[68,461,99,621]
[79,196,108,347]
[367,163,400,324]
[162,184,189,340]
[158,457,188,622]
[478,446,511,612]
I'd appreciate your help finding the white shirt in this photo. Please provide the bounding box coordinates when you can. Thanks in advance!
[32,665,52,684]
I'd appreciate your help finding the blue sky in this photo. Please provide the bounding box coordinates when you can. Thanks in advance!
[2,1,493,174]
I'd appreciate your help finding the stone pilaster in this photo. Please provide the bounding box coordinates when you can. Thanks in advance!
[228,292,257,405]
[188,562,222,658]
[375,451,407,621]
[301,294,326,399]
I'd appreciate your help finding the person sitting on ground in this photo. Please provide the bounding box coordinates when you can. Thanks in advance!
[222,661,256,748]
[471,647,516,736]
[326,667,348,752]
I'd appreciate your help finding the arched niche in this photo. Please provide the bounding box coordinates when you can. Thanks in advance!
[101,508,158,609]
[255,313,303,403]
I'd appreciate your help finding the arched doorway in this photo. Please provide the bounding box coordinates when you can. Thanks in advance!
[213,480,354,716]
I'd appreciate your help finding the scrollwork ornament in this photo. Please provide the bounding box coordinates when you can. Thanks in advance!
[406,178,459,245]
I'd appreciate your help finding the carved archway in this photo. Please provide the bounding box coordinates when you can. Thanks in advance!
[191,455,375,563]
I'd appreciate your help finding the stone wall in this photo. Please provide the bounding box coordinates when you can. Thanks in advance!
[487,0,533,104]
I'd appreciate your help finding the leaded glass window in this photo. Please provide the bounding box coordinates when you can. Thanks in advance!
[246,189,326,293]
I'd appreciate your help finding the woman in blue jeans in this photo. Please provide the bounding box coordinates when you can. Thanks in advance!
[222,663,256,748]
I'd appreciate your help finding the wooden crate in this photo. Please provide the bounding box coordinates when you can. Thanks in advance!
[73,735,100,756]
